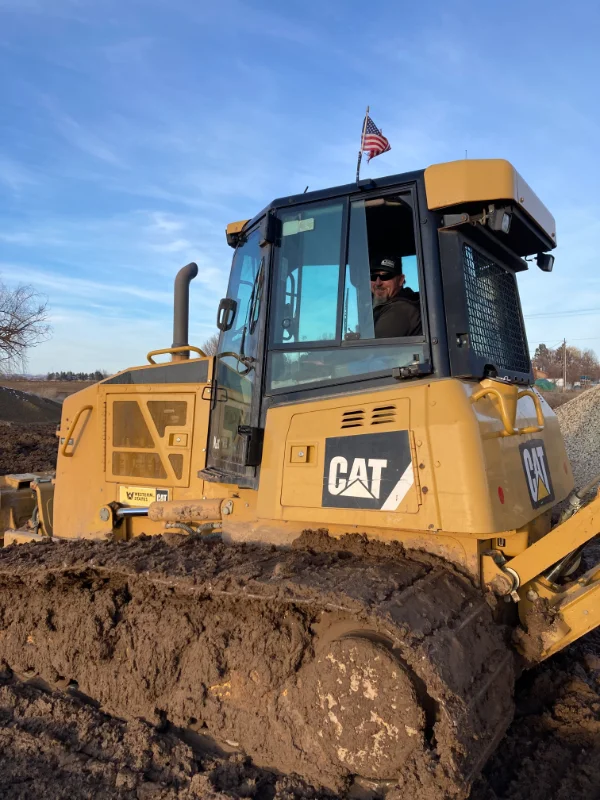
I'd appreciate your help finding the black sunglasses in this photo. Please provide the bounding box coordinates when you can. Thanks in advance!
[370,272,394,282]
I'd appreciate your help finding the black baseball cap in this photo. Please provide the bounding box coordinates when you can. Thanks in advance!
[370,256,403,276]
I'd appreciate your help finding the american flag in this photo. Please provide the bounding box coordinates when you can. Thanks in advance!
[361,115,391,161]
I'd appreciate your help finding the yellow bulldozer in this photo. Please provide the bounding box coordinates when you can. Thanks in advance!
[0,158,599,798]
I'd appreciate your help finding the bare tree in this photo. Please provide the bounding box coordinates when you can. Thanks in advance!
[0,282,51,372]
[201,333,220,356]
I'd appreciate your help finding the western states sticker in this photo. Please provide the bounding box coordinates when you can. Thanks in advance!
[519,439,554,509]
[322,430,414,510]
[118,486,170,507]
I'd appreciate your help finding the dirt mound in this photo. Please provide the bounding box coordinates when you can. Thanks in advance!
[0,423,57,475]
[556,385,600,491]
[0,386,61,424]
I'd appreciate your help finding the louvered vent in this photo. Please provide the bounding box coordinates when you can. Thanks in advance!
[371,405,396,425]
[341,409,365,428]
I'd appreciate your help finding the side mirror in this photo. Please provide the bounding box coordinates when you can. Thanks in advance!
[536,253,555,272]
[217,298,237,331]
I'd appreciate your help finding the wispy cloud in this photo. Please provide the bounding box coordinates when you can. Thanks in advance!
[0,0,599,372]
[46,105,124,166]
[0,264,173,305]
[0,156,39,192]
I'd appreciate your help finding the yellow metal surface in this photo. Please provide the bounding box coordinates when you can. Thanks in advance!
[257,377,571,540]
[226,219,250,236]
[471,381,545,438]
[0,476,38,537]
[502,493,600,589]
[52,360,214,540]
[60,405,93,457]
[3,530,48,546]
[424,159,556,244]
[32,479,54,537]
[517,558,600,660]
[50,369,577,585]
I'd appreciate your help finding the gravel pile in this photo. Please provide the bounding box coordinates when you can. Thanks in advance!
[556,385,600,490]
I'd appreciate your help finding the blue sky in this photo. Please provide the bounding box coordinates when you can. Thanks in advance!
[1,0,599,374]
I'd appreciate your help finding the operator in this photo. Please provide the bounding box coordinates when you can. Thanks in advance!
[371,257,422,338]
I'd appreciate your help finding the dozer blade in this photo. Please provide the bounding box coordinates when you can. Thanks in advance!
[0,533,514,798]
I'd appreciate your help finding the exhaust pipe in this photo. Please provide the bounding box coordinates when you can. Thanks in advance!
[172,262,199,360]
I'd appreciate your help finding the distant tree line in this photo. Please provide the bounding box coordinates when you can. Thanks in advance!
[46,370,109,381]
[533,343,600,384]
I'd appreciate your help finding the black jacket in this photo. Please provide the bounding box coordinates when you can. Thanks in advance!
[373,288,422,338]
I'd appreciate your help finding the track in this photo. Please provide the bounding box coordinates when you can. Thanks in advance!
[0,532,514,799]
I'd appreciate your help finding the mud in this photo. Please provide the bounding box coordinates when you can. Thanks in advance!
[0,668,323,800]
[0,422,57,475]
[0,535,597,798]
[0,534,513,798]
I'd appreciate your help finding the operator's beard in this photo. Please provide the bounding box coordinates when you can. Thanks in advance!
[372,295,387,307]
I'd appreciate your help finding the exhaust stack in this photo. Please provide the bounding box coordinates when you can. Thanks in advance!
[172,262,198,360]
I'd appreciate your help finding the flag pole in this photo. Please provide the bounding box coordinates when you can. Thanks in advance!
[356,105,369,184]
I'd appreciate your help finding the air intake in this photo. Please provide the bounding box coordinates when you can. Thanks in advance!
[371,405,396,425]
[341,409,365,429]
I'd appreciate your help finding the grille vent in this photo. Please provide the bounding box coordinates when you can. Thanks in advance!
[341,409,365,429]
[371,405,396,425]
[463,244,530,373]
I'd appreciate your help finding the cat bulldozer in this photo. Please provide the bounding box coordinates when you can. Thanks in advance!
[1,158,599,798]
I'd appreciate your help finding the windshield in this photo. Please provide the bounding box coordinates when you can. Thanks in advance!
[268,195,426,391]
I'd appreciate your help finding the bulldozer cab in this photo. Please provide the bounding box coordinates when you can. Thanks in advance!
[206,159,557,487]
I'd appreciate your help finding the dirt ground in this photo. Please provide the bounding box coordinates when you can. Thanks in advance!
[0,423,57,475]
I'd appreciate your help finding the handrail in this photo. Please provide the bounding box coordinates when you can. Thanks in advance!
[516,389,545,434]
[146,345,207,364]
[471,387,515,437]
[60,405,93,457]
[471,387,545,438]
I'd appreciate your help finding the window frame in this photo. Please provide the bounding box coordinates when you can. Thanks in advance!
[266,182,430,395]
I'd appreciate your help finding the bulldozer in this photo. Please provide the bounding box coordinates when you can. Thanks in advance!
[0,158,599,798]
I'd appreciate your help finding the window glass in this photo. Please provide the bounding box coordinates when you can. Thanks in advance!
[344,197,421,341]
[273,203,343,345]
[270,343,427,390]
[208,229,262,475]
[268,194,426,392]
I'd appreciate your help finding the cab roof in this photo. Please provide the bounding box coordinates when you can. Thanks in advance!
[226,158,556,252]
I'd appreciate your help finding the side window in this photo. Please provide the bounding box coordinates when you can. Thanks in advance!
[344,196,422,341]
[273,203,344,345]
[226,236,262,353]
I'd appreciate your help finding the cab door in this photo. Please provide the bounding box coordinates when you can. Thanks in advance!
[205,225,266,484]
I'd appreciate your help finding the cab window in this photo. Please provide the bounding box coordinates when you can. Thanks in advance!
[269,194,426,391]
